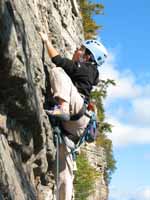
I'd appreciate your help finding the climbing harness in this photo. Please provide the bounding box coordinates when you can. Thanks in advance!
[49,102,98,160]
[66,109,98,161]
[70,103,86,121]
[83,110,98,143]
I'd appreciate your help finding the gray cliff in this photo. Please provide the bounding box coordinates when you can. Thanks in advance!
[0,0,108,199]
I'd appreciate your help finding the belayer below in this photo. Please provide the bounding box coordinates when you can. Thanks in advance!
[39,31,108,200]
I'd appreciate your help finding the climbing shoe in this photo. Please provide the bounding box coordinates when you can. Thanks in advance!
[45,105,70,121]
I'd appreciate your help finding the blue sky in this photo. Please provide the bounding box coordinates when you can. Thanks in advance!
[92,0,150,199]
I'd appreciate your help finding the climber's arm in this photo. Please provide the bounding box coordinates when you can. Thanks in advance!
[39,32,77,74]
[51,55,77,74]
[39,32,59,58]
[45,40,59,58]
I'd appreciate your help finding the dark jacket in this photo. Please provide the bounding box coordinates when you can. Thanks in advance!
[52,55,99,100]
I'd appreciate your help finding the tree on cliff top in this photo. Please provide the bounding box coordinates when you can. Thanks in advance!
[79,0,104,39]
[91,79,117,184]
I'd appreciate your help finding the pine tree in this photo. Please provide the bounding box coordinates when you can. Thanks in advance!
[91,79,116,184]
[79,0,104,39]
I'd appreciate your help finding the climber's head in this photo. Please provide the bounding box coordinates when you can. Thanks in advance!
[73,39,108,66]
[72,46,94,63]
[72,46,86,62]
[82,39,108,66]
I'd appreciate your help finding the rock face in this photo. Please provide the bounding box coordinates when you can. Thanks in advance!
[0,0,108,199]
[82,144,108,200]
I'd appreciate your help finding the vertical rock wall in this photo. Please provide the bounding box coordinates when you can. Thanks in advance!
[0,0,108,199]
[82,144,108,200]
[0,0,84,199]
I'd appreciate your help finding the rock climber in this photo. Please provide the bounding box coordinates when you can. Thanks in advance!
[39,31,108,200]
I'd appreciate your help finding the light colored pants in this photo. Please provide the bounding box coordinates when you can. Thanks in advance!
[50,67,90,200]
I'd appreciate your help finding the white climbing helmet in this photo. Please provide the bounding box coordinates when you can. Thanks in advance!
[82,39,108,66]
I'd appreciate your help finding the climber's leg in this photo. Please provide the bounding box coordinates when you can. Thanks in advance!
[50,67,83,110]
[49,67,90,136]
[58,143,75,200]
[50,67,72,103]
[48,67,84,119]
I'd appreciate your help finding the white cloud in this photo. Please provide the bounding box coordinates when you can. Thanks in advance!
[109,186,150,200]
[102,50,150,200]
[137,187,150,200]
[100,52,142,101]
[142,84,150,97]
[100,50,150,147]
[100,51,150,103]
[131,98,150,125]
[107,118,150,148]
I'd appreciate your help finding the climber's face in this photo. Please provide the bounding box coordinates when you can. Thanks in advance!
[72,46,89,62]
[72,46,84,62]
[72,46,91,63]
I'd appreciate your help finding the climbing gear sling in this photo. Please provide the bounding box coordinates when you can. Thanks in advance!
[57,103,98,162]
[63,109,98,160]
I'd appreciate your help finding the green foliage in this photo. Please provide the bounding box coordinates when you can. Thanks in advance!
[90,79,116,121]
[79,0,104,39]
[90,79,117,184]
[74,152,99,200]
[96,132,116,184]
